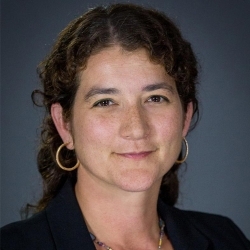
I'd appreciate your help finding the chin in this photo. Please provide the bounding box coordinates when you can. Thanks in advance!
[112,168,160,192]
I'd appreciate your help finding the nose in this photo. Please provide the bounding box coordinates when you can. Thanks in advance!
[119,104,150,140]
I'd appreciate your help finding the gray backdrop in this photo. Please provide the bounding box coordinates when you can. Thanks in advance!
[1,0,250,238]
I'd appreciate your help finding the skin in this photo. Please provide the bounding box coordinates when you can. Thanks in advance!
[51,46,193,249]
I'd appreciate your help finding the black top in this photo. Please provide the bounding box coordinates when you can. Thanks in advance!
[1,179,250,250]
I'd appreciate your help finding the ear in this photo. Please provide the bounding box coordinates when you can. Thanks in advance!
[51,103,74,150]
[182,102,194,137]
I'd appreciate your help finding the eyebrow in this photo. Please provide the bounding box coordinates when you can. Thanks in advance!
[84,87,120,101]
[84,82,174,101]
[142,82,174,93]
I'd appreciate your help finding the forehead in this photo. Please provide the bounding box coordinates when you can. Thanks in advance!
[78,46,173,89]
[86,46,153,69]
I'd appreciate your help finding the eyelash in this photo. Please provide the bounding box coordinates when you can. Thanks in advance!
[93,99,115,107]
[147,95,169,103]
[93,95,169,107]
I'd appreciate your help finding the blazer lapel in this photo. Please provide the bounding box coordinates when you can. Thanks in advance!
[45,180,210,250]
[45,180,96,250]
[158,200,210,250]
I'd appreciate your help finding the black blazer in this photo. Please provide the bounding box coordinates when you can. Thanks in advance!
[1,180,250,250]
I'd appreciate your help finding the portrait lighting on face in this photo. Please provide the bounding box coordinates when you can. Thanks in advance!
[1,3,249,250]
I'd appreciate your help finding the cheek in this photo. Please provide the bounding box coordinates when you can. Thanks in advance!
[152,109,184,141]
[73,113,118,147]
[153,114,184,172]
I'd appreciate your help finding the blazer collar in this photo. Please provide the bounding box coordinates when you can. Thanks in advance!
[158,199,210,250]
[45,179,210,250]
[45,179,95,250]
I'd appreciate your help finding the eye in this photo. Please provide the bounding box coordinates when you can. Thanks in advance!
[147,95,169,103]
[93,99,115,107]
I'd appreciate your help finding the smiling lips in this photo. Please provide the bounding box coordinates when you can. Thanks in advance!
[116,151,154,160]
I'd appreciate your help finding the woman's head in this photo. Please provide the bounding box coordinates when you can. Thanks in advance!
[34,3,199,210]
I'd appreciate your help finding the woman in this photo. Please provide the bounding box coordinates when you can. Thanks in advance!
[1,3,250,250]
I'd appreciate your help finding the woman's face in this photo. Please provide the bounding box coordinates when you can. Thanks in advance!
[53,46,193,192]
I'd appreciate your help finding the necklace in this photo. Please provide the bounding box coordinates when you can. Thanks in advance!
[89,218,165,249]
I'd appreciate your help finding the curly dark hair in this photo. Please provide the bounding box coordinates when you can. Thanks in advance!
[32,3,199,211]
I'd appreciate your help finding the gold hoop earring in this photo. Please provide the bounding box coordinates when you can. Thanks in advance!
[176,138,189,164]
[56,143,80,171]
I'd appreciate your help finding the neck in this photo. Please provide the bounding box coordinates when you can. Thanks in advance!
[75,168,163,249]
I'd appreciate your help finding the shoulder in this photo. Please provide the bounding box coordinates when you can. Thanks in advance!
[180,209,250,249]
[158,200,250,249]
[1,210,55,250]
[182,209,244,234]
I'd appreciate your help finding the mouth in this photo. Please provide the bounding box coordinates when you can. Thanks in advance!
[116,150,155,160]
